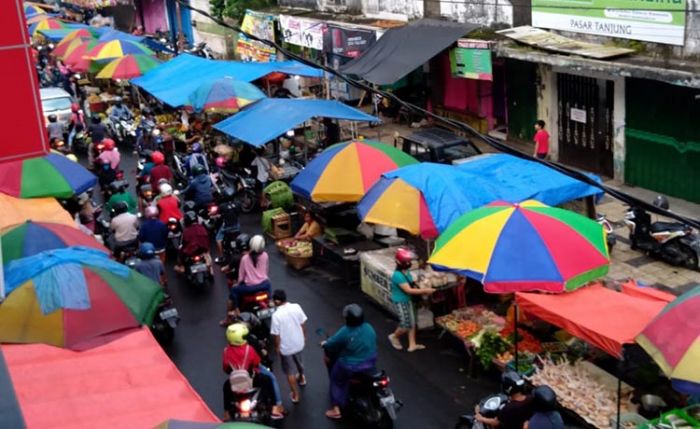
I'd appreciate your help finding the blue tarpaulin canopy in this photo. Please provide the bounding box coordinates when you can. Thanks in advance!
[97,28,145,43]
[132,54,324,107]
[358,153,603,233]
[213,98,378,147]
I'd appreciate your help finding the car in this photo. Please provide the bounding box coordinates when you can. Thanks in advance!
[401,127,481,164]
[40,87,73,126]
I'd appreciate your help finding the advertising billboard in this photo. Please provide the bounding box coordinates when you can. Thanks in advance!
[532,0,687,46]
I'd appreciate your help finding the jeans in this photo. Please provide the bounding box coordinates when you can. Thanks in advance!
[68,127,76,149]
[329,356,377,407]
[216,224,240,242]
[229,280,271,308]
[258,365,282,406]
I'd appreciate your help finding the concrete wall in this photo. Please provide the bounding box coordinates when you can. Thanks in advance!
[439,0,514,26]
[189,0,233,58]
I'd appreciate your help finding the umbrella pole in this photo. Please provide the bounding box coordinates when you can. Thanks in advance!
[514,302,519,371]
[0,235,5,301]
[616,354,624,429]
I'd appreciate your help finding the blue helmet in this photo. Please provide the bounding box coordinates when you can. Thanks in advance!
[139,242,156,258]
[191,142,203,153]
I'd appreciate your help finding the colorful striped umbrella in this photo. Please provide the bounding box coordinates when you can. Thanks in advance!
[96,54,161,80]
[87,39,154,60]
[154,420,272,429]
[63,38,99,66]
[637,286,700,394]
[24,3,45,17]
[29,17,66,37]
[54,35,88,58]
[0,152,97,198]
[52,28,98,57]
[1,221,107,265]
[358,176,439,238]
[184,77,266,113]
[290,140,418,202]
[429,200,610,294]
[0,247,163,349]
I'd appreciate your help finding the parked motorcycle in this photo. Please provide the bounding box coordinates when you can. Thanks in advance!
[185,41,215,59]
[596,213,617,252]
[625,205,699,270]
[217,169,257,213]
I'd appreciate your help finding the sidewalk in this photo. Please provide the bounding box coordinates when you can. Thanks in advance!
[356,121,700,295]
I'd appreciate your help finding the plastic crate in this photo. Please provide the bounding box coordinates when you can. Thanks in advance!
[609,412,647,429]
[269,213,292,240]
[262,208,286,234]
[263,181,294,209]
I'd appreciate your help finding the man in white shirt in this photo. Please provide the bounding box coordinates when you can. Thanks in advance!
[270,289,307,403]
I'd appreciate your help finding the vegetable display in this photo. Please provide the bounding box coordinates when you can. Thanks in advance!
[475,331,509,369]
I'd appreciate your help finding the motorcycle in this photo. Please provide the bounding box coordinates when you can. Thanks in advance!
[185,252,210,288]
[238,289,274,322]
[624,206,700,270]
[166,218,183,256]
[455,393,508,429]
[73,129,88,154]
[137,183,155,213]
[217,169,258,214]
[185,41,215,59]
[596,213,616,252]
[108,117,137,146]
[320,329,400,429]
[171,152,189,189]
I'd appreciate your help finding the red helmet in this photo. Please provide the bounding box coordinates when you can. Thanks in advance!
[215,156,226,168]
[395,247,416,268]
[71,103,79,113]
[151,151,165,165]
[102,138,115,151]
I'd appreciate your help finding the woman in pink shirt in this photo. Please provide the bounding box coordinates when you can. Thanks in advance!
[220,235,271,325]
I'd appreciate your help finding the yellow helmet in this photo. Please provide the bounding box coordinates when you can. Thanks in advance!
[226,323,249,346]
[66,154,78,163]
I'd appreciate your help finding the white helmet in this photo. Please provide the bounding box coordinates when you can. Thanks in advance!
[249,235,266,253]
[159,183,173,196]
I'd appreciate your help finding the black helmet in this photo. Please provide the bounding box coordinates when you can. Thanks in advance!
[502,371,525,395]
[235,233,251,252]
[192,164,206,176]
[532,385,557,412]
[91,115,101,124]
[48,114,57,122]
[220,187,236,202]
[343,303,364,327]
[653,195,670,210]
[111,201,129,216]
[109,180,126,193]
[184,211,198,226]
[183,200,196,212]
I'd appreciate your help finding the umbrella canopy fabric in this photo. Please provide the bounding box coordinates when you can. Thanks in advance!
[290,140,418,202]
[184,76,266,113]
[154,420,271,429]
[53,34,92,58]
[88,39,154,60]
[0,247,163,349]
[0,152,96,198]
[1,221,107,264]
[637,286,700,394]
[429,200,610,294]
[63,38,99,66]
[29,17,66,36]
[24,3,46,17]
[96,54,161,80]
[0,194,75,230]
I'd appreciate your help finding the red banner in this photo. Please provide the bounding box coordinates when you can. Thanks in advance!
[0,1,49,161]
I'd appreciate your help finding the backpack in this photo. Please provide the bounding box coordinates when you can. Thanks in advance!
[228,345,254,393]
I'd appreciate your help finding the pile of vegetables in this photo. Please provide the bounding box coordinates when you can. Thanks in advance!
[280,240,312,258]
[474,331,509,369]
[500,326,543,354]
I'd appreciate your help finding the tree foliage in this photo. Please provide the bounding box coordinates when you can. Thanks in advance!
[209,0,272,21]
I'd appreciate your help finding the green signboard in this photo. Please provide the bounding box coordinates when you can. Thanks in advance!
[532,0,687,46]
[449,42,493,81]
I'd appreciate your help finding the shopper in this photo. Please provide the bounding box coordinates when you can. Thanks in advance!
[476,371,533,429]
[270,289,308,404]
[533,120,550,160]
[387,248,435,352]
[525,386,563,429]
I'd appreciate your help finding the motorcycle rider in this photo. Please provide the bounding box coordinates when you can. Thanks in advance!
[108,201,139,255]
[175,211,211,274]
[156,182,183,224]
[182,164,214,212]
[228,235,270,314]
[96,138,121,190]
[149,151,173,192]
[138,206,168,263]
[215,187,240,257]
[222,323,285,421]
[219,233,250,326]
[475,371,533,429]
[136,108,157,152]
[134,242,168,290]
[322,303,377,420]
[87,115,106,169]
[67,103,85,150]
[185,142,210,177]
[109,96,133,122]
[525,386,563,429]
[46,114,64,141]
[105,181,137,214]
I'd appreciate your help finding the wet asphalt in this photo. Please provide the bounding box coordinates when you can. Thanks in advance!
[114,150,498,429]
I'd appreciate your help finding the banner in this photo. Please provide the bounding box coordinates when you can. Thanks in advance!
[236,10,276,62]
[0,0,49,162]
[279,15,326,51]
[532,0,687,46]
[449,40,492,81]
[323,25,376,58]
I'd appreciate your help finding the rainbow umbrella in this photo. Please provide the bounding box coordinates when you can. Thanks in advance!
[290,140,418,202]
[63,38,99,65]
[637,286,700,394]
[1,221,108,265]
[0,247,163,349]
[154,420,271,429]
[0,152,97,198]
[24,3,45,17]
[96,54,161,80]
[52,28,98,57]
[429,200,609,294]
[184,77,266,113]
[29,17,66,37]
[87,39,154,60]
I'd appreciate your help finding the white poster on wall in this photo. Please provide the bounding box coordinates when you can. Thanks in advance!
[279,15,326,50]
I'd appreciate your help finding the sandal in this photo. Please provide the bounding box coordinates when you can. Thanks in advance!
[271,406,286,420]
[290,392,300,403]
[408,344,426,352]
[325,409,342,420]
[297,375,307,386]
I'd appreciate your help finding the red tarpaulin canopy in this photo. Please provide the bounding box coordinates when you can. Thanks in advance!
[516,284,666,358]
[1,328,219,428]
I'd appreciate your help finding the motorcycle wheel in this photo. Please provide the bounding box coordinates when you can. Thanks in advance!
[152,323,175,345]
[679,244,699,270]
[194,272,206,287]
[238,190,257,214]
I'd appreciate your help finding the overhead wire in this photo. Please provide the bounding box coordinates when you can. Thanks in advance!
[174,0,700,229]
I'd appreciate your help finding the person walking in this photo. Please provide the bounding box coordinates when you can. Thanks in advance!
[533,120,550,160]
[270,289,308,404]
[387,248,435,352]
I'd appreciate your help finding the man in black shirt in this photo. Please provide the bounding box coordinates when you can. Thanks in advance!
[476,371,533,429]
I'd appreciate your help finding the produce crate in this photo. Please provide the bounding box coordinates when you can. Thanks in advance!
[263,181,294,209]
[268,213,292,240]
[285,253,312,270]
[262,208,286,234]
[609,412,647,429]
